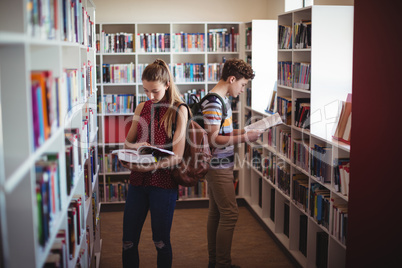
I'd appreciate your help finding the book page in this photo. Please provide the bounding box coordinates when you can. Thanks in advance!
[244,113,283,132]
[111,149,157,163]
[137,145,174,156]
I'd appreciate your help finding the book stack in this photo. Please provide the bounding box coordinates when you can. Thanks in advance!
[44,230,69,268]
[333,93,352,145]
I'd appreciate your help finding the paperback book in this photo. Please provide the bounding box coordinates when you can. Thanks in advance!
[244,113,283,132]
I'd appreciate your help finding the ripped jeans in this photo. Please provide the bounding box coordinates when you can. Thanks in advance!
[122,185,177,268]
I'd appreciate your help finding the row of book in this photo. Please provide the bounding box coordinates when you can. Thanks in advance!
[333,158,350,196]
[310,183,330,230]
[31,71,60,150]
[99,31,134,53]
[332,93,352,145]
[262,152,276,183]
[65,128,83,195]
[294,98,310,129]
[178,181,208,199]
[180,88,206,105]
[293,139,310,172]
[172,63,205,83]
[310,144,332,184]
[136,33,171,53]
[331,199,348,245]
[172,32,205,52]
[207,63,225,82]
[99,180,129,202]
[294,21,312,49]
[278,61,311,90]
[277,96,292,125]
[245,27,252,50]
[207,28,240,52]
[292,174,309,212]
[103,153,130,173]
[101,63,136,83]
[31,66,95,151]
[277,161,291,196]
[84,146,98,200]
[103,94,136,114]
[279,129,292,159]
[36,152,62,247]
[27,0,94,46]
[278,25,292,49]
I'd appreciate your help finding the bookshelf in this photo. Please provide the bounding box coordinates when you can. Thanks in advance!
[0,0,101,267]
[96,22,243,203]
[242,6,353,268]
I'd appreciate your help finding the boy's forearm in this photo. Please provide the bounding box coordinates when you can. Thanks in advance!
[209,133,246,148]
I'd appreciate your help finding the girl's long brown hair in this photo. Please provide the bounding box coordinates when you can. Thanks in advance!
[141,59,184,138]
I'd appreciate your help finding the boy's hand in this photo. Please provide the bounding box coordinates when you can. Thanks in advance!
[245,130,264,142]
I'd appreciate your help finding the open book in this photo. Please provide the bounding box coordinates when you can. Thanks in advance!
[111,146,174,164]
[244,112,283,132]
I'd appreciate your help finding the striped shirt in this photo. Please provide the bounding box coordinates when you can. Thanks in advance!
[201,94,234,169]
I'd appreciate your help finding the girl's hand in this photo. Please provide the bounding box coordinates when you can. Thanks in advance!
[125,142,151,150]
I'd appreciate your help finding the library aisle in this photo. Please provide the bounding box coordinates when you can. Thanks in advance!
[99,206,298,268]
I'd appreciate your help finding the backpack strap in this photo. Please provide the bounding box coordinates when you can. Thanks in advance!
[172,103,191,137]
[200,93,227,134]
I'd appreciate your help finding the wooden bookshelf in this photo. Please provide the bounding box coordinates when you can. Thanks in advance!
[0,1,101,267]
[242,6,353,268]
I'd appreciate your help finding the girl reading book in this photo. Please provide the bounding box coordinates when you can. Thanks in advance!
[121,59,188,268]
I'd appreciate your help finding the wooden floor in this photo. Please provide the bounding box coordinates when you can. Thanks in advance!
[99,204,298,268]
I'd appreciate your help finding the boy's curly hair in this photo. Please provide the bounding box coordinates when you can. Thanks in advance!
[221,58,255,81]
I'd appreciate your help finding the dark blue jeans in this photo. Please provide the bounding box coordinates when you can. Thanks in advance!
[122,185,177,268]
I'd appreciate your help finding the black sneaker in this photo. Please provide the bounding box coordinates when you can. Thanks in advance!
[208,263,215,268]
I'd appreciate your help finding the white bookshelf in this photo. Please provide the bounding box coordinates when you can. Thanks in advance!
[96,21,243,203]
[0,1,101,267]
[242,6,353,268]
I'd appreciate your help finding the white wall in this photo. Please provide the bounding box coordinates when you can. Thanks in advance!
[93,0,353,23]
[93,0,284,22]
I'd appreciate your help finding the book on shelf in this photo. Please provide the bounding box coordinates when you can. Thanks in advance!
[244,113,283,132]
[333,93,352,144]
[265,90,277,114]
[111,146,174,163]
